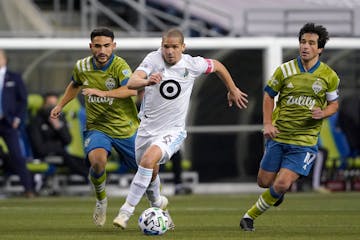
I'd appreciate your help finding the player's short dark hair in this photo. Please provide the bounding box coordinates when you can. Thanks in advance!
[90,27,114,41]
[298,23,329,49]
[162,28,184,44]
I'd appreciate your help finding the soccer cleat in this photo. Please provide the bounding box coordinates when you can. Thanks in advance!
[93,198,107,227]
[151,196,175,229]
[113,210,132,229]
[150,195,169,209]
[163,209,175,230]
[159,197,175,230]
[240,217,255,231]
[159,196,169,209]
[273,194,284,207]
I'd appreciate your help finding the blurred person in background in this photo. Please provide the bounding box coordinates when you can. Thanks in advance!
[50,27,139,227]
[0,49,35,198]
[28,92,88,182]
[240,23,340,231]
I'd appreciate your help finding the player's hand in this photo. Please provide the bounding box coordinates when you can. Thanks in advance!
[50,105,62,119]
[82,88,106,97]
[311,107,325,119]
[227,88,248,109]
[147,72,162,85]
[263,123,280,139]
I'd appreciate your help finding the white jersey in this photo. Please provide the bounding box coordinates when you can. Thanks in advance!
[136,49,214,136]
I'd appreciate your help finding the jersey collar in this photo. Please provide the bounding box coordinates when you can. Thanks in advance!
[297,56,320,73]
[92,54,114,71]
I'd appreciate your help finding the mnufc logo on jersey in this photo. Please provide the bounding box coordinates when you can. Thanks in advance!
[286,95,315,109]
[88,95,114,105]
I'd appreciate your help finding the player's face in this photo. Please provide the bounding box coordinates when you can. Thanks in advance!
[90,36,116,67]
[299,33,323,64]
[161,36,185,65]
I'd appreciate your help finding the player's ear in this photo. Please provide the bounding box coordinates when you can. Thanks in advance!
[318,48,323,55]
[89,43,92,49]
[113,42,117,49]
[182,43,186,52]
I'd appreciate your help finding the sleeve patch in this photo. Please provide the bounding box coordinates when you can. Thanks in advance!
[205,59,215,74]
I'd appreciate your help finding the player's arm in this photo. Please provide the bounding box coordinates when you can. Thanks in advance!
[127,70,161,90]
[50,81,81,119]
[82,85,137,98]
[311,100,339,119]
[312,75,340,119]
[263,92,280,138]
[212,60,248,109]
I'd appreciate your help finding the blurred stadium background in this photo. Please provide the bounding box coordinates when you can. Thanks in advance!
[0,0,359,196]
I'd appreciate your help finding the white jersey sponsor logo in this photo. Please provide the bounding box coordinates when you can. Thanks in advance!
[286,95,315,109]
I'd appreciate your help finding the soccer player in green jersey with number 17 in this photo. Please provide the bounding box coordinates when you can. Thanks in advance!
[240,22,340,231]
[50,27,139,227]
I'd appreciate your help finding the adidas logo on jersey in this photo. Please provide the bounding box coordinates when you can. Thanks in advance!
[287,82,294,88]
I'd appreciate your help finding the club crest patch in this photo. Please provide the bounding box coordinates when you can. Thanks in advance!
[312,79,322,94]
[105,78,116,90]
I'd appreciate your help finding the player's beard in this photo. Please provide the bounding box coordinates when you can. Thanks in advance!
[94,54,110,66]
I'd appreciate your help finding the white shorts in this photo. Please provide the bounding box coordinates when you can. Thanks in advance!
[135,130,187,165]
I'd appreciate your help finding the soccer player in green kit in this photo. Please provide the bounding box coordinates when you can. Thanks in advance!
[240,23,340,231]
[50,27,139,227]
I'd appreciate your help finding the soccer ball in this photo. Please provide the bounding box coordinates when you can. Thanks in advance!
[138,207,169,235]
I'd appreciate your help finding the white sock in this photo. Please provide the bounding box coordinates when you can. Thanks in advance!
[120,201,135,214]
[125,166,153,207]
[146,175,161,205]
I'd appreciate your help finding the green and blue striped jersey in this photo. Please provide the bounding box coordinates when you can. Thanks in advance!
[72,54,139,138]
[266,56,340,146]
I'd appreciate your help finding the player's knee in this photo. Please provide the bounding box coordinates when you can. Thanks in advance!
[273,180,291,193]
[90,159,107,172]
[139,157,156,169]
[257,177,272,188]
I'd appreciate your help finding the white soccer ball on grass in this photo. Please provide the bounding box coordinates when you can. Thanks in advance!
[138,207,169,235]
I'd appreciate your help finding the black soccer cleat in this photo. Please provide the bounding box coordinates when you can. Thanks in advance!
[273,194,284,207]
[240,218,255,231]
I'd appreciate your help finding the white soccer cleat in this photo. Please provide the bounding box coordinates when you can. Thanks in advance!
[93,198,107,227]
[159,196,169,210]
[164,209,175,230]
[152,196,175,230]
[113,210,132,229]
[150,195,168,209]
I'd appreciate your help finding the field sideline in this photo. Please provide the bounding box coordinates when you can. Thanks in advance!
[0,192,359,240]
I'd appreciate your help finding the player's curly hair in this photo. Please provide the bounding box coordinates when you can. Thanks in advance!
[298,23,329,49]
[90,27,114,41]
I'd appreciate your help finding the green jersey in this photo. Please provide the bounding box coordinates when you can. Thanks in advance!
[266,56,340,146]
[72,54,139,138]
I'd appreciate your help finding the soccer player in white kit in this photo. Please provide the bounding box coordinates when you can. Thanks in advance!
[113,28,248,229]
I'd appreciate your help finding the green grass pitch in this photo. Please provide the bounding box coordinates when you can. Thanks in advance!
[0,192,360,240]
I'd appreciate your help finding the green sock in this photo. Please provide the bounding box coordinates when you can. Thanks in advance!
[246,188,280,220]
[89,170,107,201]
